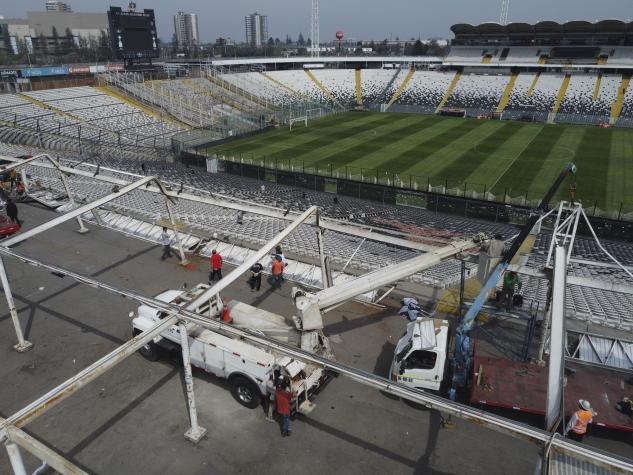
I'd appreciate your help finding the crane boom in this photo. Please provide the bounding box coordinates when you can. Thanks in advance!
[294,236,485,331]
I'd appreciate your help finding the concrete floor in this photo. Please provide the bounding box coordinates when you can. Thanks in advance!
[0,204,628,474]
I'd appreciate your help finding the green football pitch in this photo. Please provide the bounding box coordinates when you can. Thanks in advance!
[203,112,633,214]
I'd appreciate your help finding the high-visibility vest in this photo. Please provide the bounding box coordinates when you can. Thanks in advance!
[571,410,592,434]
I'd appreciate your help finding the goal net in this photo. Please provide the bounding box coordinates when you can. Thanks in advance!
[289,115,308,131]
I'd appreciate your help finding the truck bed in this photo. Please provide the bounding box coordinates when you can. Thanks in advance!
[470,352,633,432]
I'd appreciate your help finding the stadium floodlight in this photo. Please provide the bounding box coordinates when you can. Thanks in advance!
[499,0,510,25]
[311,0,320,58]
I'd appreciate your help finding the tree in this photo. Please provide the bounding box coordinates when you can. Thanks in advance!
[267,37,274,46]
[412,39,426,56]
[297,32,305,46]
[285,34,292,45]
[171,32,178,54]
[275,37,280,45]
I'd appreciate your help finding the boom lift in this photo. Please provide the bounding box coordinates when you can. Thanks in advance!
[451,162,577,391]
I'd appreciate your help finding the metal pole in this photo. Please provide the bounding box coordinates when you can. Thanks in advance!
[316,220,329,288]
[179,323,207,443]
[458,259,466,321]
[0,256,32,352]
[58,170,88,234]
[5,442,27,475]
[165,199,189,266]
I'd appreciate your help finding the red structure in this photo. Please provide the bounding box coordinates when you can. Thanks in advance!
[336,30,344,48]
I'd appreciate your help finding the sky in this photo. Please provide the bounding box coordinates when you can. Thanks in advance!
[2,0,632,43]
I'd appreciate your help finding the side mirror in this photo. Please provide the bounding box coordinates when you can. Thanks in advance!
[128,312,135,319]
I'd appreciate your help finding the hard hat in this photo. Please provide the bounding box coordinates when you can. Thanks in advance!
[579,399,592,411]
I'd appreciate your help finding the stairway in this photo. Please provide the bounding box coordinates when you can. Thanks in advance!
[482,55,492,64]
[538,55,548,65]
[593,74,602,101]
[527,72,541,97]
[260,72,302,97]
[304,69,338,103]
[435,71,462,113]
[496,72,518,113]
[552,74,571,114]
[355,69,363,106]
[385,68,415,110]
[610,75,631,124]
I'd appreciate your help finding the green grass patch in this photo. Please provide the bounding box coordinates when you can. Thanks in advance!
[203,112,633,214]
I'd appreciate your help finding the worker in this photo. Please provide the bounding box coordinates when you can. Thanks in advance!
[565,399,596,442]
[275,381,296,437]
[209,249,223,283]
[8,169,17,190]
[160,227,173,260]
[271,256,284,289]
[249,262,263,291]
[273,245,287,267]
[6,198,19,226]
[501,271,522,311]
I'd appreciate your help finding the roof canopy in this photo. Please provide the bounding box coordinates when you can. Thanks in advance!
[452,20,633,40]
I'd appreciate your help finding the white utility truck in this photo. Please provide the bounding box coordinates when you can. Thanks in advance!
[389,317,450,393]
[132,284,328,413]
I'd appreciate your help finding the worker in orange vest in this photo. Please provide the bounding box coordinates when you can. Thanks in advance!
[565,399,596,442]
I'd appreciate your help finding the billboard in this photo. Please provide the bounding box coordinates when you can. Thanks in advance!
[21,67,70,77]
[108,6,159,61]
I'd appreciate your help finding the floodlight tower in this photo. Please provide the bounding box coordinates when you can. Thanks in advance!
[311,0,320,57]
[499,0,510,25]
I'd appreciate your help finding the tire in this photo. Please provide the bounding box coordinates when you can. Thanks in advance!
[230,376,261,409]
[134,330,161,361]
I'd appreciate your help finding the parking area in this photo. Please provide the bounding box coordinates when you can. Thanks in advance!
[0,203,626,474]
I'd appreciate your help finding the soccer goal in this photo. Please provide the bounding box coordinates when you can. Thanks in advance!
[289,115,308,131]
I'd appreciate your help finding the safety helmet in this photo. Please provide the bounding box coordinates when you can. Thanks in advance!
[579,399,592,411]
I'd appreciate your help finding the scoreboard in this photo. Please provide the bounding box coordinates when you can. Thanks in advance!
[108,5,159,60]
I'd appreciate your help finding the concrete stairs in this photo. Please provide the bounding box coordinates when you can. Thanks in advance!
[435,70,462,113]
[386,68,416,110]
[496,72,518,113]
[610,75,631,124]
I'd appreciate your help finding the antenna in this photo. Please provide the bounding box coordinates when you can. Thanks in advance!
[311,0,320,58]
[499,0,510,25]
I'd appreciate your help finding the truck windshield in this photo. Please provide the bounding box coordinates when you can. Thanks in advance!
[396,341,413,363]
[404,350,437,370]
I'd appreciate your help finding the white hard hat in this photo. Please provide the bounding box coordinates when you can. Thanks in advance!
[579,399,592,411]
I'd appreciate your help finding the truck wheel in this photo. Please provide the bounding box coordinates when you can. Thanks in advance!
[231,377,261,409]
[139,341,160,361]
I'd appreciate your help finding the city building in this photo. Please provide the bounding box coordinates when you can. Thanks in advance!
[173,11,199,48]
[245,12,267,47]
[45,1,72,12]
[1,10,107,55]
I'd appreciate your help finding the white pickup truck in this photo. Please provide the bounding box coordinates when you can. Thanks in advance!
[389,317,450,393]
[132,284,328,412]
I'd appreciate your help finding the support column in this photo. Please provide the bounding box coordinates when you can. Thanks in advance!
[5,442,27,475]
[0,257,32,352]
[58,171,88,234]
[315,211,330,288]
[165,199,189,266]
[179,323,207,443]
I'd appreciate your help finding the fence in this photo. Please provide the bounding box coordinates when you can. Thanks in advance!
[206,156,633,240]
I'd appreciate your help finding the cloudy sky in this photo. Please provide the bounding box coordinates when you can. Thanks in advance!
[3,0,632,43]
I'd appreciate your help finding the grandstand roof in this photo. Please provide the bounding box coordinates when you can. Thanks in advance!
[451,20,633,44]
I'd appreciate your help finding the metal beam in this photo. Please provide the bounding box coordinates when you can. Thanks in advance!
[179,323,207,443]
[0,256,32,352]
[184,206,318,312]
[1,155,438,252]
[0,249,631,472]
[1,175,156,248]
[2,420,87,475]
[2,315,178,430]
[315,238,477,311]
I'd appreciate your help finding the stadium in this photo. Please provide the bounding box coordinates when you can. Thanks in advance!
[1,6,633,475]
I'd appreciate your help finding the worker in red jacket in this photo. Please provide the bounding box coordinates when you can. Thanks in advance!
[275,382,296,437]
[209,249,223,283]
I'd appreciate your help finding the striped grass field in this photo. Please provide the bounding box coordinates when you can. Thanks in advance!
[204,112,633,214]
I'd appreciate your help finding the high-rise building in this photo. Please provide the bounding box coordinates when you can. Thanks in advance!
[45,1,72,12]
[173,11,199,48]
[245,12,267,47]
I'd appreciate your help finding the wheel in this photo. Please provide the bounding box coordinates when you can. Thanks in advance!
[230,376,261,409]
[134,330,160,361]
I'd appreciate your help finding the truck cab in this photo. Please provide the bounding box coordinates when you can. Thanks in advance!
[131,284,327,412]
[390,318,449,393]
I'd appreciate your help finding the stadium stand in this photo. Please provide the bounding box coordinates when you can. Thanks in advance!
[361,68,405,105]
[310,69,357,105]
[443,73,510,114]
[266,70,333,104]
[393,71,454,112]
[555,73,620,124]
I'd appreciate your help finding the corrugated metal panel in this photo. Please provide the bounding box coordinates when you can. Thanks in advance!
[549,450,621,475]
[577,334,633,370]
